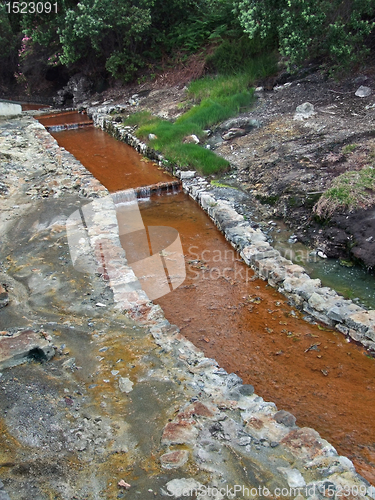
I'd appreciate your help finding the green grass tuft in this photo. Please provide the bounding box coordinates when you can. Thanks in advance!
[123,111,160,128]
[314,166,375,218]
[123,55,276,175]
[164,143,229,175]
[342,143,358,154]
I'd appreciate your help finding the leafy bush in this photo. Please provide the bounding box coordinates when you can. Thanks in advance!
[166,0,236,53]
[19,0,229,83]
[0,8,19,82]
[233,0,375,71]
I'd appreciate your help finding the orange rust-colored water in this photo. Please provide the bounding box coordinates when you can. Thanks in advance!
[37,110,90,126]
[43,120,375,482]
[139,193,375,483]
[49,126,174,191]
[22,103,50,111]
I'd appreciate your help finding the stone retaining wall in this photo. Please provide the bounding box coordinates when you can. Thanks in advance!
[87,108,375,353]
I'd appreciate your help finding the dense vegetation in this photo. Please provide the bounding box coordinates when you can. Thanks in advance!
[0,0,374,92]
[234,0,375,72]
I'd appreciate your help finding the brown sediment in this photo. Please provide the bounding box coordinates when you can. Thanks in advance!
[139,192,375,483]
[37,111,90,126]
[48,126,174,192]
[22,103,50,111]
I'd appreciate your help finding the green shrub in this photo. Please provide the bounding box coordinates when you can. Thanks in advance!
[233,0,375,72]
[166,0,236,53]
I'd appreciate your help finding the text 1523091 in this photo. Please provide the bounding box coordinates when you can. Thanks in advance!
[5,2,58,13]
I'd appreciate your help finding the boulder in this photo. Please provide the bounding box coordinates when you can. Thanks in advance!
[219,117,260,132]
[355,86,371,98]
[222,128,246,140]
[178,170,196,180]
[0,330,55,370]
[294,102,315,120]
[183,134,200,144]
[54,74,92,107]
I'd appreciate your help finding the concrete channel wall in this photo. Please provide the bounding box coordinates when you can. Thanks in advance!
[28,111,375,493]
[88,109,375,354]
[0,101,22,117]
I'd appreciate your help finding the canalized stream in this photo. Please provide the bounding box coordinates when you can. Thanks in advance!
[41,114,375,483]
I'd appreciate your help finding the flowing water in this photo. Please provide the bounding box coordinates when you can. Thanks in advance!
[21,103,51,111]
[49,125,174,191]
[39,113,375,483]
[270,221,375,310]
[38,111,93,132]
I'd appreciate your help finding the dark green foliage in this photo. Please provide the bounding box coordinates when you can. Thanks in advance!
[14,0,239,83]
[1,0,374,84]
[2,0,250,84]
[233,0,375,72]
[0,7,20,83]
[166,2,235,54]
[206,36,277,74]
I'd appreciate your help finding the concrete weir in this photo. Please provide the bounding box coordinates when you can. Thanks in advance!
[0,100,22,117]
[0,112,374,497]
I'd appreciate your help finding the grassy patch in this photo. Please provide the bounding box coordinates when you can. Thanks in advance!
[164,143,229,175]
[123,111,160,128]
[210,179,237,188]
[314,166,375,218]
[342,143,358,154]
[205,36,277,75]
[177,91,254,129]
[123,56,277,175]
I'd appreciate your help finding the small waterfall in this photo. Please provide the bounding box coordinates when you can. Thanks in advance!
[46,121,93,132]
[111,189,137,205]
[137,186,151,200]
[148,180,182,196]
[112,180,182,206]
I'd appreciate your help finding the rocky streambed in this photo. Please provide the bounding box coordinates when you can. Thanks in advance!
[0,110,374,499]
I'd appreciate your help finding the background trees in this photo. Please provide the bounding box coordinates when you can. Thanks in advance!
[233,0,375,71]
[0,0,374,91]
